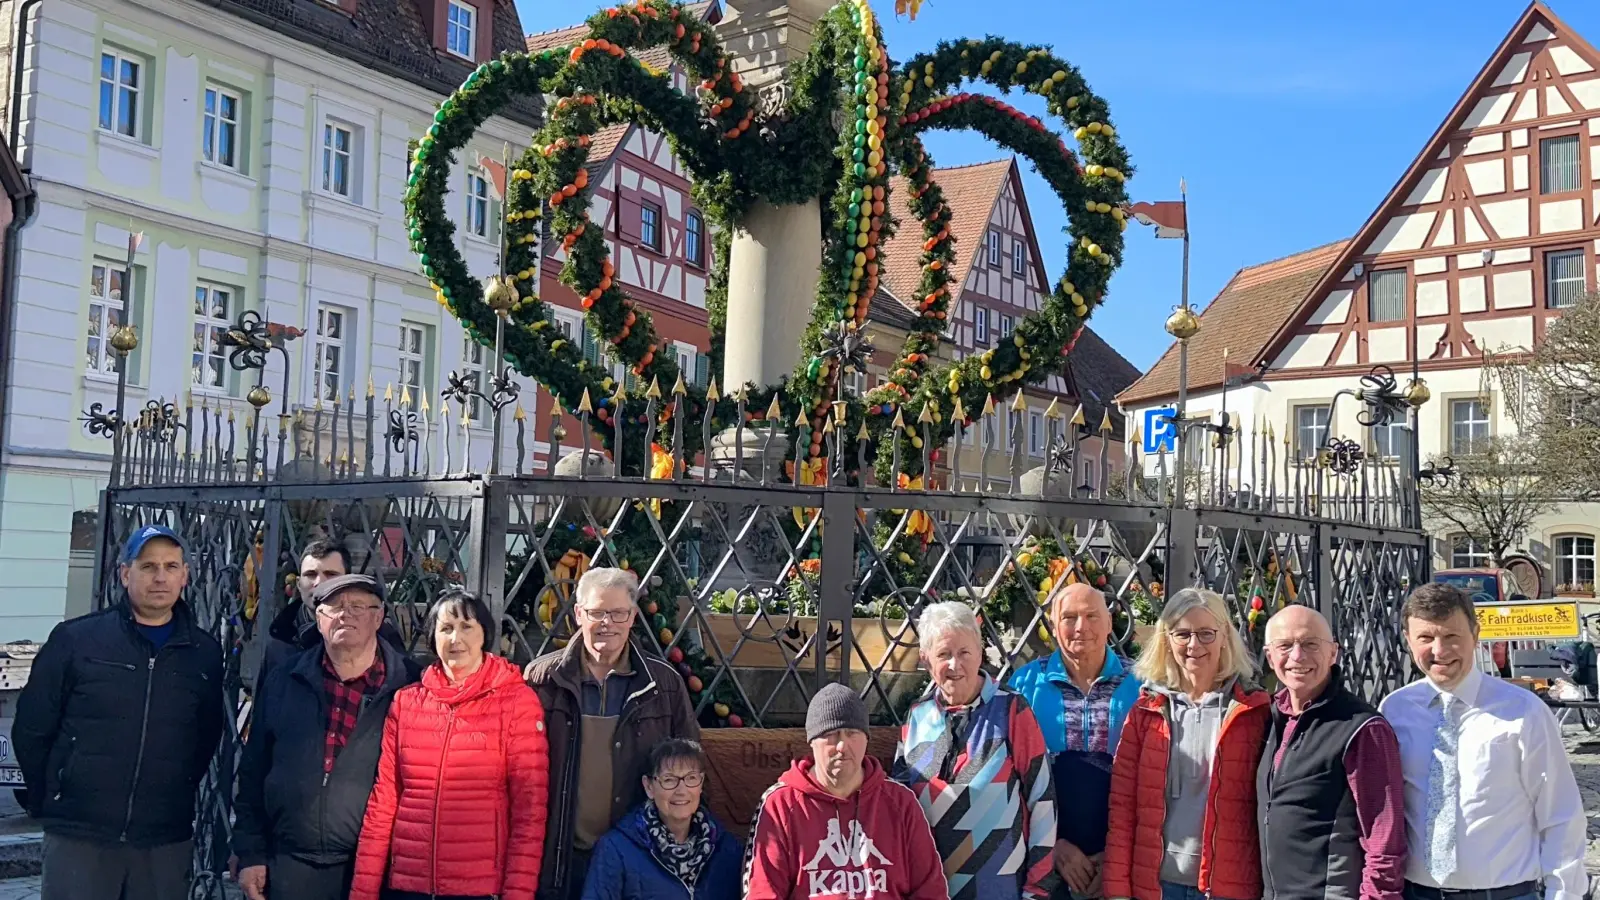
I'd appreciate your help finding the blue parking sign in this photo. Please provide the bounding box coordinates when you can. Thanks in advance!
[1143,407,1178,454]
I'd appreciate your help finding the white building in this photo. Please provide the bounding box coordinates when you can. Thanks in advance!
[1117,1,1600,599]
[0,0,538,636]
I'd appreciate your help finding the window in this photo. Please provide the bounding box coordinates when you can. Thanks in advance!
[466,170,489,238]
[1029,412,1044,454]
[202,85,241,170]
[446,0,476,59]
[1540,135,1580,194]
[1012,240,1024,276]
[1367,268,1405,323]
[986,231,1000,267]
[675,344,695,382]
[86,261,131,375]
[1081,456,1097,490]
[1546,248,1586,309]
[1007,410,1021,450]
[1000,315,1014,338]
[322,122,353,198]
[640,202,662,252]
[1449,398,1490,455]
[192,283,234,391]
[1371,419,1408,461]
[1557,535,1596,589]
[1293,405,1330,459]
[461,336,486,421]
[1450,535,1490,569]
[399,324,427,410]
[685,211,705,267]
[974,307,989,345]
[313,305,346,403]
[98,51,142,139]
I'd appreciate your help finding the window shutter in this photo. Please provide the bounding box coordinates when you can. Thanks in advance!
[617,195,642,243]
[695,353,709,387]
[490,197,502,245]
[581,324,601,366]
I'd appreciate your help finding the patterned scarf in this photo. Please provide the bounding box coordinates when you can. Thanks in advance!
[643,801,715,890]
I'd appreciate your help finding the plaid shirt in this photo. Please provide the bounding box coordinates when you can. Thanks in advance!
[322,652,386,774]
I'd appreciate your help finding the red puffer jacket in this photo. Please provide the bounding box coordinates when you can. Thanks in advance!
[1103,680,1270,900]
[350,653,550,900]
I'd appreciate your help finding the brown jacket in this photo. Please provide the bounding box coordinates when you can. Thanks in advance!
[524,640,700,900]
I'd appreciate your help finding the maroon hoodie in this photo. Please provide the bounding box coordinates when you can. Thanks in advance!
[744,755,948,900]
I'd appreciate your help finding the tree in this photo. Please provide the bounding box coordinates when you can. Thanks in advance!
[1486,289,1600,500]
[1420,435,1563,566]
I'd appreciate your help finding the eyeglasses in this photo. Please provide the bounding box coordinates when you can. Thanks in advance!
[652,772,704,789]
[317,604,382,619]
[576,607,633,624]
[1168,628,1219,645]
[1267,638,1328,656]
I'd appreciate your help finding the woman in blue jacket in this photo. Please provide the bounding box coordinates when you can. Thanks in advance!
[581,738,743,900]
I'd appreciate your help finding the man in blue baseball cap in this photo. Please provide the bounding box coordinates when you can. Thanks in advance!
[14,522,224,900]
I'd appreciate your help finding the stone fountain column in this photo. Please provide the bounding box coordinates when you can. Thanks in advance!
[715,0,832,391]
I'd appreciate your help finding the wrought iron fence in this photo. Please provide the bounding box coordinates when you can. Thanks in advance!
[86,337,1429,899]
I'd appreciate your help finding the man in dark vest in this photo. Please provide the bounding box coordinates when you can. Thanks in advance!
[1258,605,1406,900]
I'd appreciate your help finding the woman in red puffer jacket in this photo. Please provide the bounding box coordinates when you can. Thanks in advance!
[350,589,550,900]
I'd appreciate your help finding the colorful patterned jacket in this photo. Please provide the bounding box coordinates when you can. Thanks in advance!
[893,675,1059,900]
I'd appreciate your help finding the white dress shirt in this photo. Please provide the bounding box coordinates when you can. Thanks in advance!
[1380,668,1587,900]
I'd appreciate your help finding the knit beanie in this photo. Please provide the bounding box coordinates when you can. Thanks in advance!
[806,682,870,741]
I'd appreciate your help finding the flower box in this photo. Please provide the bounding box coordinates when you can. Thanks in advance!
[693,612,921,673]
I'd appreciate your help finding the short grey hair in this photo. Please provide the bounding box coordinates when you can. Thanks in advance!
[575,567,638,608]
[918,600,982,649]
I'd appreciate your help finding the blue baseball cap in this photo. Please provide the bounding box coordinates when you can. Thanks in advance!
[121,524,185,564]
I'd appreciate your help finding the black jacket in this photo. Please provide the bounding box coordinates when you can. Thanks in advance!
[255,598,407,696]
[233,638,420,867]
[12,601,225,847]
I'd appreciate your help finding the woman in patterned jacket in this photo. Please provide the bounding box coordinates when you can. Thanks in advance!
[894,600,1059,900]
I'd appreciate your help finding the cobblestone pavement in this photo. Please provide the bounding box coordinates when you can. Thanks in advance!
[1567,724,1600,877]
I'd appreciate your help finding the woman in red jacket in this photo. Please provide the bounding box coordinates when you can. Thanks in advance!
[1103,588,1270,900]
[350,588,550,900]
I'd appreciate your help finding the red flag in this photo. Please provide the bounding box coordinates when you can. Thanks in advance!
[1126,200,1186,239]
[477,153,507,203]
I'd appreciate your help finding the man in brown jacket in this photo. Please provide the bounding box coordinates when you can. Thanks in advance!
[526,566,699,900]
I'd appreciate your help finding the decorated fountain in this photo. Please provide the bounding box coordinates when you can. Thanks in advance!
[398,0,1135,726]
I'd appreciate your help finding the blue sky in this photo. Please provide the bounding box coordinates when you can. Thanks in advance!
[511,0,1600,370]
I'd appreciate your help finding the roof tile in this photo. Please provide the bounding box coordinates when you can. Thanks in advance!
[1116,240,1349,406]
[879,159,1012,303]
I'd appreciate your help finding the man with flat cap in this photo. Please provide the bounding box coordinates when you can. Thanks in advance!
[15,524,225,900]
[234,573,420,900]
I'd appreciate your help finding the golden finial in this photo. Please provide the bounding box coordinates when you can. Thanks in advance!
[1010,392,1028,412]
[765,396,782,420]
[793,406,809,428]
[384,384,394,403]
[706,378,721,403]
[400,386,412,408]
[1099,409,1113,433]
[1043,398,1061,419]
[646,377,663,400]
[672,372,688,396]
[982,394,996,416]
[578,388,593,414]
[892,408,906,430]
[514,404,526,421]
[1070,405,1087,428]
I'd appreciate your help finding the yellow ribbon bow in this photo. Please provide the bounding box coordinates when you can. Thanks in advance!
[895,474,933,543]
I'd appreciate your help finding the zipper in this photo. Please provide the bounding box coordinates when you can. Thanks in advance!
[430,709,457,893]
[119,655,157,842]
[645,835,695,899]
[552,709,581,892]
[85,657,137,670]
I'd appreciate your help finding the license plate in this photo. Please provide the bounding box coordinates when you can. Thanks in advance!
[0,769,24,785]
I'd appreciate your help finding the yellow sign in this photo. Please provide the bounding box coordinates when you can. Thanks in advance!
[1475,601,1581,641]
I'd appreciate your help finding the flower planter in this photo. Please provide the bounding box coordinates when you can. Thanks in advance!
[693,612,921,673]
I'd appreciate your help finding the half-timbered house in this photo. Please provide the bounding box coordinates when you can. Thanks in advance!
[879,158,1136,490]
[1118,1,1600,592]
[527,3,720,458]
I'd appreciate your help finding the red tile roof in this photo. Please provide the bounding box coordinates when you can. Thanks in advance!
[1117,240,1349,406]
[879,159,1013,303]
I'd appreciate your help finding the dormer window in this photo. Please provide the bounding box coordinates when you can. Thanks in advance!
[446,0,476,60]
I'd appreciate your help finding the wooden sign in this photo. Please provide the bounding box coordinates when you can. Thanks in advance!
[698,726,900,840]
